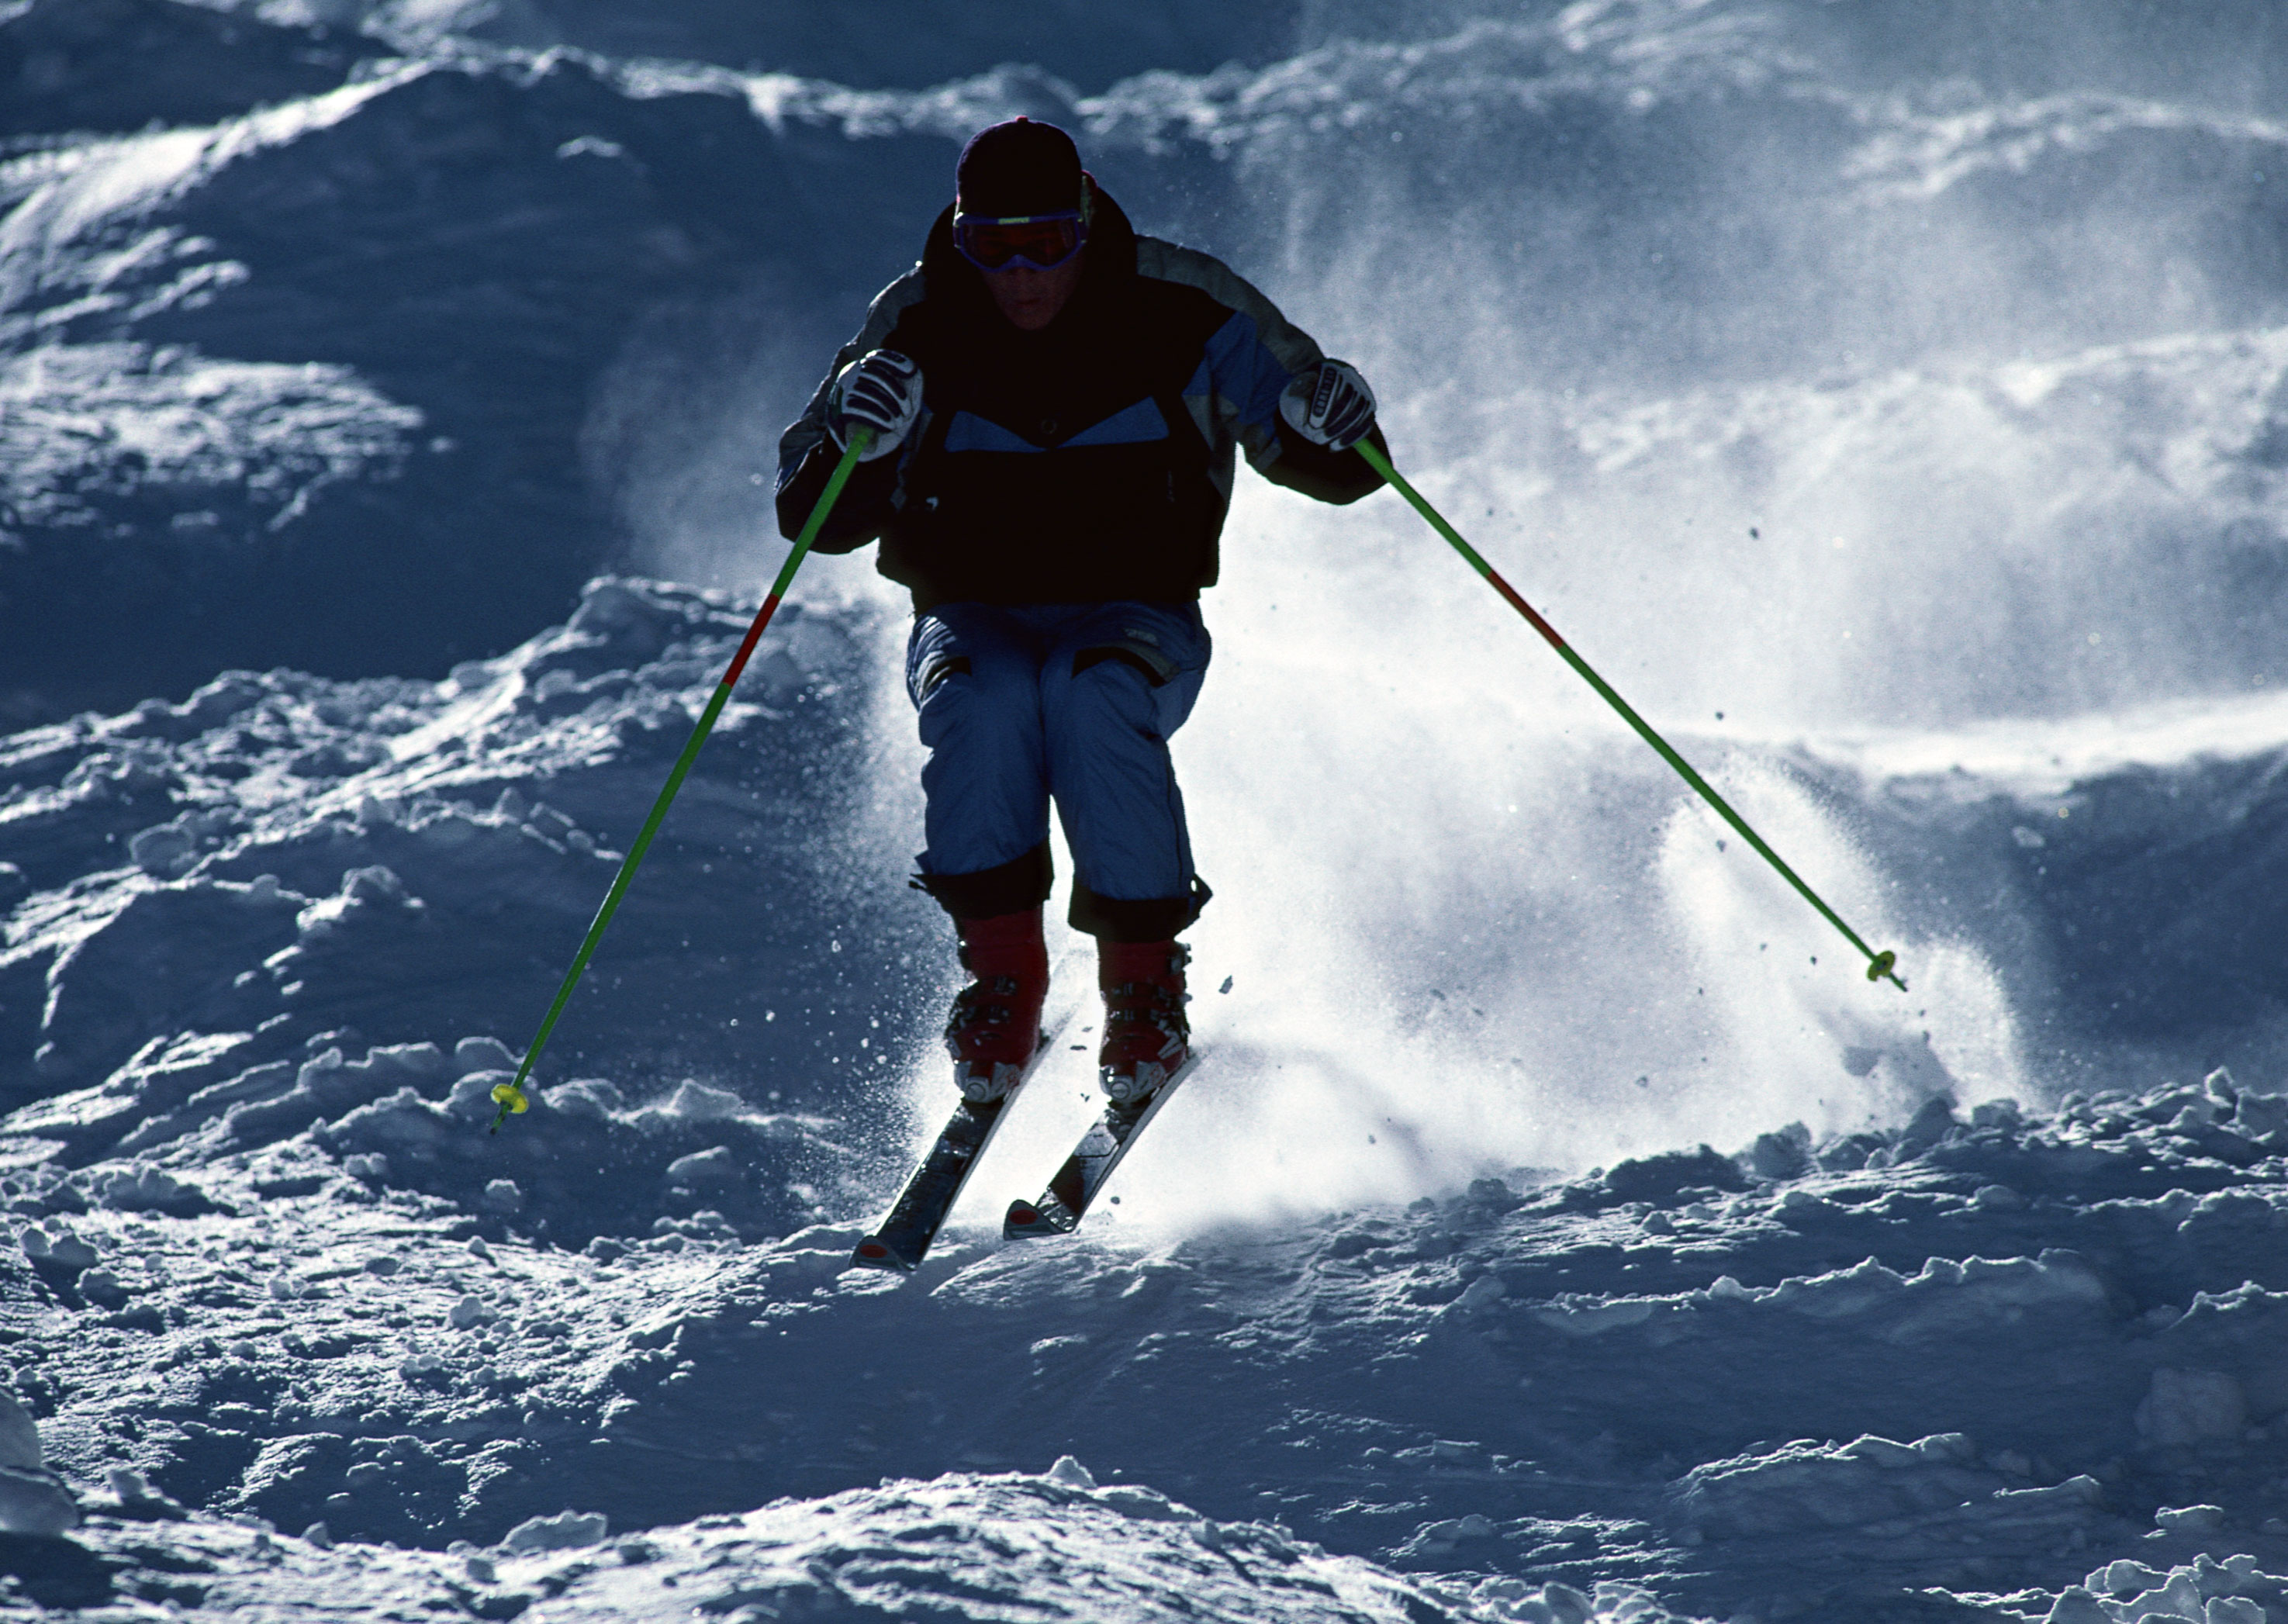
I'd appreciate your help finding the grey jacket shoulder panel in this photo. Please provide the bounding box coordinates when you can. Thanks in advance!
[778,264,931,474]
[1133,234,1328,485]
[1133,235,1326,375]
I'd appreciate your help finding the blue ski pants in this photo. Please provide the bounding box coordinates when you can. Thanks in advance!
[905,601,1212,942]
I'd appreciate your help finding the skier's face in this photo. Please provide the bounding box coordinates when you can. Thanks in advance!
[984,247,1084,331]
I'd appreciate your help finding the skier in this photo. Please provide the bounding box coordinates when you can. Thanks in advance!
[777,116,1383,1111]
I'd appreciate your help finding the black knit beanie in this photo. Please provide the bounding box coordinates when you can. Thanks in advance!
[955,116,1084,216]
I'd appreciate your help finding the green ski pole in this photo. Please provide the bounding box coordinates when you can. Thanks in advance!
[489,428,874,1132]
[1354,439,1906,993]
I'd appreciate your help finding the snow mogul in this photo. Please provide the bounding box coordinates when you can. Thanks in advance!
[776,116,1384,1111]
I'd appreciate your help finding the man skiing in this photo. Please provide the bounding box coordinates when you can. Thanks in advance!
[777,116,1383,1114]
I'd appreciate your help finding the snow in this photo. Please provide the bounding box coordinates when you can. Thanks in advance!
[9,0,2288,1619]
[9,961,2288,1616]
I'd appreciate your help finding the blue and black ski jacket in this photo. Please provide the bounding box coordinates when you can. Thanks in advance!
[776,186,1384,610]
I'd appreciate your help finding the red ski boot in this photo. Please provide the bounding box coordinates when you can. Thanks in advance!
[944,910,1049,1102]
[1097,939,1190,1107]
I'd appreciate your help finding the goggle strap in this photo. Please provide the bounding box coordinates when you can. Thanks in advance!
[949,174,1094,233]
[954,209,1084,228]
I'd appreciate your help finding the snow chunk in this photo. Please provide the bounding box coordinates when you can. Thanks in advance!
[327,1085,452,1150]
[1391,1512,1502,1563]
[1671,1434,2005,1537]
[2041,1587,2111,1622]
[0,1465,78,1537]
[1600,1145,1746,1206]
[502,1508,608,1552]
[2074,1553,2288,1624]
[0,1392,75,1536]
[634,1079,747,1125]
[565,579,679,658]
[291,864,422,943]
[1971,1097,2024,1130]
[102,1467,182,1517]
[1771,1187,1837,1223]
[1532,1295,1656,1337]
[2092,1558,2170,1597]
[1532,1249,2105,1345]
[2137,1368,2247,1446]
[2232,1090,2288,1142]
[444,1071,510,1122]
[85,1162,202,1213]
[19,1223,97,1270]
[541,1078,625,1118]
[128,821,199,879]
[1747,1122,1811,1180]
[665,1146,738,1183]
[1913,1432,1976,1463]
[1467,1578,1599,1623]
[1834,1436,1923,1468]
[451,1036,517,1076]
[398,1352,448,1382]
[1453,1274,1507,1313]
[0,1392,40,1472]
[1044,1456,1097,1491]
[1871,1094,1961,1163]
[1094,1484,1193,1522]
[2154,1502,2228,1532]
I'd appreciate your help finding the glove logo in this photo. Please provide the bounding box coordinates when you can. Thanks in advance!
[1281,358,1376,453]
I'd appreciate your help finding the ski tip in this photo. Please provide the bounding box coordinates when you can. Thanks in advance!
[850,1236,915,1273]
[1003,1198,1070,1240]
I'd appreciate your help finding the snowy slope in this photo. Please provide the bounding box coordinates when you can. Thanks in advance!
[9,0,2286,717]
[2,578,2288,1621]
[9,1,2288,1620]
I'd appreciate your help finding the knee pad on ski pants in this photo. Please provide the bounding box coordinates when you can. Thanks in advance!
[905,603,1211,896]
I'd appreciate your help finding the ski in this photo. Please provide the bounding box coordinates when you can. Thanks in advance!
[1002,1055,1199,1239]
[851,960,1087,1272]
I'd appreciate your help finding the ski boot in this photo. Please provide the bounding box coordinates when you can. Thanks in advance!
[1097,939,1189,1107]
[945,909,1049,1102]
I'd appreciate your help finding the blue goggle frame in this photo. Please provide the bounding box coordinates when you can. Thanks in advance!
[952,206,1090,272]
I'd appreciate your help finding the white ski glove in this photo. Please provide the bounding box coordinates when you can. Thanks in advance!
[1278,358,1377,452]
[828,348,923,461]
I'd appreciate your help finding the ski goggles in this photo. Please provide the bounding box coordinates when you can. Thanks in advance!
[952,209,1087,273]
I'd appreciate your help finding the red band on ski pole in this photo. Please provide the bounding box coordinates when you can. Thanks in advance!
[721,593,784,691]
[1482,569,1567,651]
